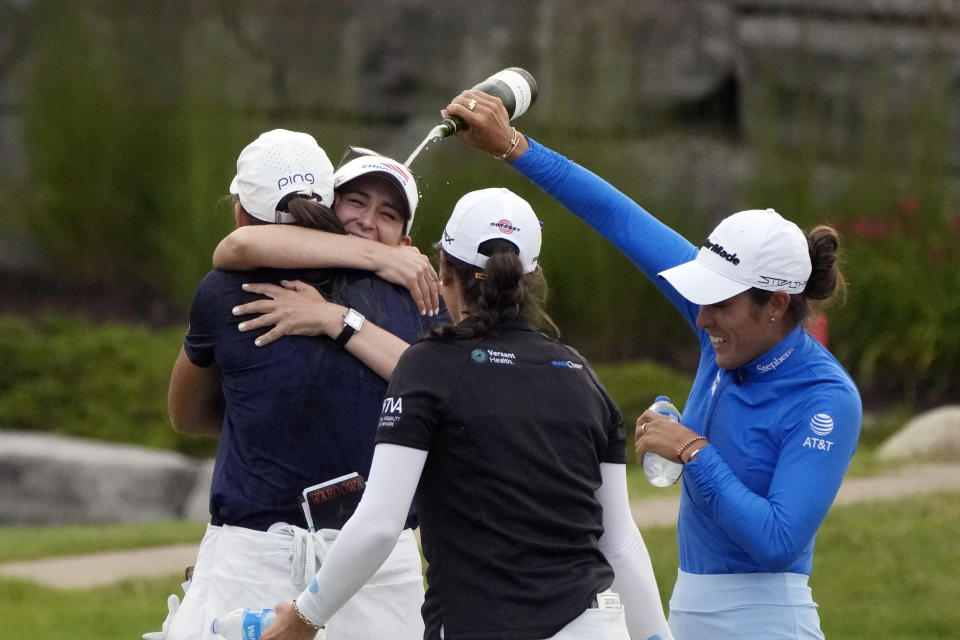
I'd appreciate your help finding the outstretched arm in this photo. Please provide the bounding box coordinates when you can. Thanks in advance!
[232,280,410,380]
[445,90,701,327]
[214,225,440,316]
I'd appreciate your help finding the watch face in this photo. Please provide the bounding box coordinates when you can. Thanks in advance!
[344,308,365,331]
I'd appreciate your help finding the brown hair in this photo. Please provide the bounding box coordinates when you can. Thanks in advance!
[239,194,346,234]
[236,194,348,295]
[749,224,846,326]
[430,238,558,340]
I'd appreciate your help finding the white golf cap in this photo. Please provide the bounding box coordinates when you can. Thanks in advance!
[658,208,811,305]
[441,188,541,273]
[334,156,419,233]
[229,129,335,224]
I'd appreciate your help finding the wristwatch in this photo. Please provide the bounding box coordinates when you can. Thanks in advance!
[334,308,365,347]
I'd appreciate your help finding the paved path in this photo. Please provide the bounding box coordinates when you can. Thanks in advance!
[3,463,960,589]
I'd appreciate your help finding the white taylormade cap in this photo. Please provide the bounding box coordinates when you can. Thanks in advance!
[658,208,811,305]
[334,156,419,234]
[229,129,335,224]
[441,188,541,273]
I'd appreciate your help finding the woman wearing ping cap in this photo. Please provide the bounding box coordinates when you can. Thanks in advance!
[161,130,444,640]
[260,188,672,640]
[445,93,861,639]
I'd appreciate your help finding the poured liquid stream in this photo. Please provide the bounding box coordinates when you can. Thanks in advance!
[405,124,447,167]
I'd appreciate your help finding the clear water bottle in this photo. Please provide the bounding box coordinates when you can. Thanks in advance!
[210,608,275,640]
[438,67,538,136]
[642,396,685,487]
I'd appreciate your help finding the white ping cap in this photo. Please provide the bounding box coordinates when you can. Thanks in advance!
[229,129,335,224]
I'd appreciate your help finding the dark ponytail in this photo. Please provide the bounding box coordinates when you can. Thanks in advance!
[804,225,845,302]
[749,224,846,327]
[430,238,558,340]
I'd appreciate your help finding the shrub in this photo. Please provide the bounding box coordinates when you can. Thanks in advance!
[593,360,694,440]
[0,315,217,457]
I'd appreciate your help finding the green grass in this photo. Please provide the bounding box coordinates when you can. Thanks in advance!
[0,573,187,640]
[0,520,206,563]
[2,490,957,639]
[813,490,960,639]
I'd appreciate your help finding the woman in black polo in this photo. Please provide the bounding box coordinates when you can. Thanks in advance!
[263,188,672,640]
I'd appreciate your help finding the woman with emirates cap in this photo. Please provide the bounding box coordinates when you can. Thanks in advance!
[260,188,673,640]
[445,93,861,639]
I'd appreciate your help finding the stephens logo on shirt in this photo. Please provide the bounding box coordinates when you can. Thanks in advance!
[377,396,403,429]
[756,347,794,374]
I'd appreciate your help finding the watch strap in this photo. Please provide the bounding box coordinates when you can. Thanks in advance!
[334,323,357,347]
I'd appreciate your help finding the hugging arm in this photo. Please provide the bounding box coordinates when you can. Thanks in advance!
[213,225,439,316]
[233,280,410,380]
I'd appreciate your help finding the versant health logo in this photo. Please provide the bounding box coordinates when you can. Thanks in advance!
[471,349,487,363]
[810,413,835,436]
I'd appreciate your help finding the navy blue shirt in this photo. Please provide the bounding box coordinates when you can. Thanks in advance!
[184,267,447,531]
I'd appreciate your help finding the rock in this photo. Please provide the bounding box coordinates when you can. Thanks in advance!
[183,458,215,522]
[0,430,206,525]
[876,405,960,461]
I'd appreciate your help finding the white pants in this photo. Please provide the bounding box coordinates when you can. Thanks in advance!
[166,524,424,640]
[545,605,631,639]
[437,591,632,640]
[668,570,823,639]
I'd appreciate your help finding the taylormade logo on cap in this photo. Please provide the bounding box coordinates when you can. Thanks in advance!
[441,188,541,274]
[703,238,740,265]
[658,208,812,305]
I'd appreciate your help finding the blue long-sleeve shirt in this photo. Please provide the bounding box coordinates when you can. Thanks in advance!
[512,138,862,575]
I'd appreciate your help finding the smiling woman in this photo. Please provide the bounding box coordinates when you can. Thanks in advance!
[444,92,862,640]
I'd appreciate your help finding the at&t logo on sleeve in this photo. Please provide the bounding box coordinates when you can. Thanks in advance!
[803,413,835,451]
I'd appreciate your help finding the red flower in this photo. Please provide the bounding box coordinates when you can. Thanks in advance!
[851,217,892,240]
[928,248,947,265]
[897,196,919,219]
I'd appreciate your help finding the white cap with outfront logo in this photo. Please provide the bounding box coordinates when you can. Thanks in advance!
[334,155,419,234]
[658,208,811,305]
[229,129,335,224]
[440,187,542,274]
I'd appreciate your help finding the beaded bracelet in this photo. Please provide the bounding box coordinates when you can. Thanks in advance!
[292,599,323,632]
[677,436,708,463]
[493,127,520,161]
